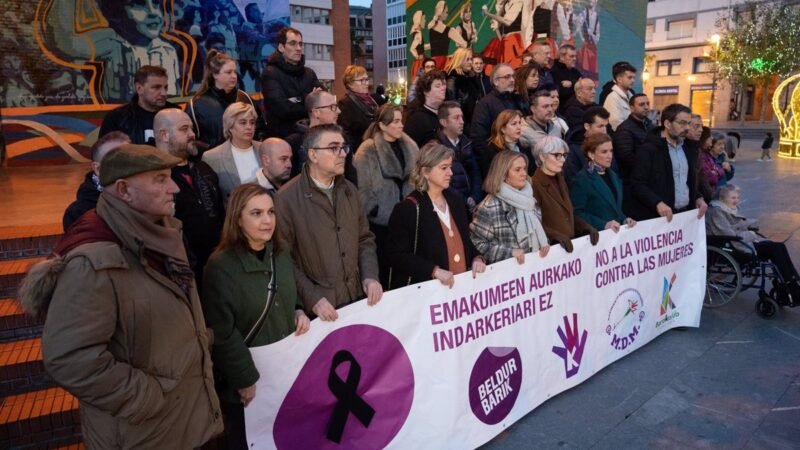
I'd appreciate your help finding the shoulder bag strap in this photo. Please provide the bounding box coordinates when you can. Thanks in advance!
[244,252,277,347]
[189,98,201,140]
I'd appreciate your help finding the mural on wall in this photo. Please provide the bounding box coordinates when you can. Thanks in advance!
[1,0,289,108]
[406,0,645,88]
[0,0,289,165]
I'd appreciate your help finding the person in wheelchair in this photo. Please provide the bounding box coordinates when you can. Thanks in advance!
[707,184,800,302]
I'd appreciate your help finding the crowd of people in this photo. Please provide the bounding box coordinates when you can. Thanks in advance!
[19,26,800,450]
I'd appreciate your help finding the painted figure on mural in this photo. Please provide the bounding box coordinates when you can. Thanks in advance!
[530,0,555,45]
[239,2,277,91]
[409,11,428,78]
[481,0,527,67]
[454,4,478,50]
[0,55,41,107]
[428,1,468,69]
[555,0,577,46]
[576,0,600,80]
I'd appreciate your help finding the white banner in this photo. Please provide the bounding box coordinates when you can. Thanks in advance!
[246,212,707,449]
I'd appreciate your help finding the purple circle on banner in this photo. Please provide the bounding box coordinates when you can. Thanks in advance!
[468,347,522,425]
[273,324,414,449]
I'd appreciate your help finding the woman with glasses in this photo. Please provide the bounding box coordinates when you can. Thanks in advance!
[202,102,262,204]
[338,65,377,153]
[531,136,599,252]
[188,50,263,149]
[385,142,485,289]
[202,183,310,449]
[569,133,636,233]
[481,110,534,177]
[470,150,549,265]
[354,104,420,286]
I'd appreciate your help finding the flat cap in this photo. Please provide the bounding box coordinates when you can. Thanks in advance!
[99,144,181,186]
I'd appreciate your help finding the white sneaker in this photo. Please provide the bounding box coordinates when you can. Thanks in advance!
[757,158,764,162]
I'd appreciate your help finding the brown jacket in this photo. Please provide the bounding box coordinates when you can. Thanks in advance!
[275,165,380,311]
[531,169,595,243]
[18,194,222,449]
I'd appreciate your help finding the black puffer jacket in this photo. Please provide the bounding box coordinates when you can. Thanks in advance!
[261,53,322,138]
[187,87,257,150]
[99,95,179,145]
[62,171,102,231]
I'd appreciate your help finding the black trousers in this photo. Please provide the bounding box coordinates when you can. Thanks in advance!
[755,240,799,282]
[219,401,248,450]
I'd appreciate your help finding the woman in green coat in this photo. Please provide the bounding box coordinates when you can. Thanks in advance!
[569,133,637,233]
[202,183,311,449]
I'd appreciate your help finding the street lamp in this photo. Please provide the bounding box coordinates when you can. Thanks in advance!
[708,34,721,127]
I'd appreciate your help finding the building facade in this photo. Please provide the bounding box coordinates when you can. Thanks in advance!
[645,0,776,126]
[350,6,375,82]
[372,0,407,86]
[290,0,351,97]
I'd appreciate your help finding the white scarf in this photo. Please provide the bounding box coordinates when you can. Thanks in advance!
[496,182,547,250]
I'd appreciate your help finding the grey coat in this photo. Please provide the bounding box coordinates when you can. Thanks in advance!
[706,200,761,253]
[201,140,262,205]
[353,132,419,226]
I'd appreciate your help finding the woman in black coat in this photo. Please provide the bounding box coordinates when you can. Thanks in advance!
[187,50,263,150]
[386,142,486,289]
[337,65,377,152]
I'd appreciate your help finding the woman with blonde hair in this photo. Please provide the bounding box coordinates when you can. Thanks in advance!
[202,183,310,449]
[479,109,534,177]
[470,150,549,264]
[444,48,481,134]
[187,50,262,149]
[386,142,485,288]
[202,102,262,204]
[337,65,377,151]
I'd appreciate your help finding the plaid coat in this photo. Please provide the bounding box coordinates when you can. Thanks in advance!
[469,194,548,264]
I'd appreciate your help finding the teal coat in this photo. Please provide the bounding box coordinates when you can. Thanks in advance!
[569,168,626,231]
[201,242,300,403]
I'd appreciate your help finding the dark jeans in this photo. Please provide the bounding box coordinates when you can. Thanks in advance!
[755,240,799,282]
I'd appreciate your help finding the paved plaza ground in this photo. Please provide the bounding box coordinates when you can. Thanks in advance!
[483,140,800,449]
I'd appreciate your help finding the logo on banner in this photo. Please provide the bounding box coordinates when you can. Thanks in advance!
[468,347,522,425]
[656,273,680,327]
[605,288,645,351]
[273,325,414,449]
[551,313,588,378]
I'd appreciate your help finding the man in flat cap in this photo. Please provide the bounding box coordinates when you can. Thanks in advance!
[19,144,223,449]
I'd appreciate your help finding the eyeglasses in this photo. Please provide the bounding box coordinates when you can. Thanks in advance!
[354,78,371,84]
[548,152,568,160]
[311,144,350,155]
[314,104,340,112]
[496,74,515,80]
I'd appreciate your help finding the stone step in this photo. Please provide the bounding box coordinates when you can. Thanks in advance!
[0,257,46,299]
[0,387,81,448]
[0,337,50,397]
[0,298,42,342]
[0,224,62,261]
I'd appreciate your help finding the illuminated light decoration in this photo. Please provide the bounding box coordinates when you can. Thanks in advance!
[772,72,800,159]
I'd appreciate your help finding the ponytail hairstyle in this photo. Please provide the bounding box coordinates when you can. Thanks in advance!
[194,50,236,99]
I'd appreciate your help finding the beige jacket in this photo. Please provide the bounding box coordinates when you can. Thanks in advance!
[18,194,222,449]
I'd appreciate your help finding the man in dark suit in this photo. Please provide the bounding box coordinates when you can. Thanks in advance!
[613,93,652,181]
[627,103,708,221]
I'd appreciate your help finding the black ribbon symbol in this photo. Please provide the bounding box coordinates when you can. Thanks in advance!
[326,350,375,443]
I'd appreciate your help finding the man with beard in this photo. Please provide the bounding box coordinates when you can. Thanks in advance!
[261,27,323,138]
[153,109,225,283]
[613,93,653,181]
[627,103,708,221]
[99,66,180,144]
[63,132,131,231]
[257,138,294,195]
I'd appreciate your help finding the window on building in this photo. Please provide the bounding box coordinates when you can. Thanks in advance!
[652,88,679,112]
[366,18,372,27]
[693,57,715,74]
[667,19,694,39]
[321,9,330,24]
[292,6,302,22]
[656,59,681,76]
[645,23,654,42]
[350,17,357,27]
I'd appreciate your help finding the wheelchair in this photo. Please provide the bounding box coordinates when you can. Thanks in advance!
[705,234,794,319]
